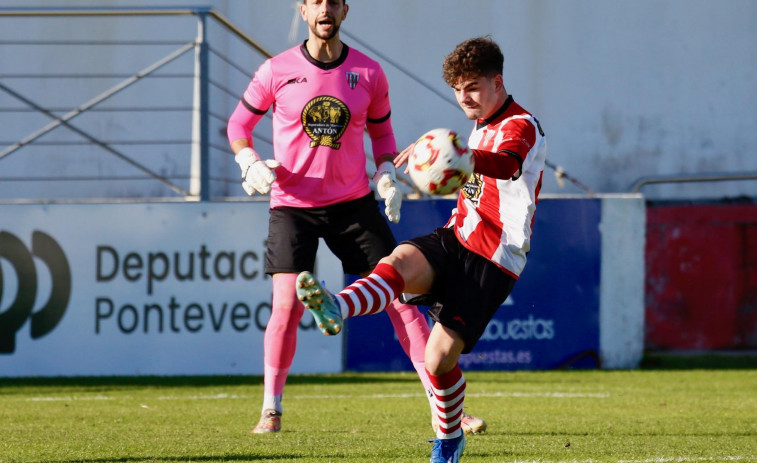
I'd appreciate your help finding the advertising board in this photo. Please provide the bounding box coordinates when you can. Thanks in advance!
[344,198,602,371]
[0,202,342,376]
[1,196,643,376]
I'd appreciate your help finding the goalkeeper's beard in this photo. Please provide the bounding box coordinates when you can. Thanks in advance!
[310,23,340,41]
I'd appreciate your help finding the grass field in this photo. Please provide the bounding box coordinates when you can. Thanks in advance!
[1,359,756,463]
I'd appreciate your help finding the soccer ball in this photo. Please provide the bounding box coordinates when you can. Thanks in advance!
[408,128,474,195]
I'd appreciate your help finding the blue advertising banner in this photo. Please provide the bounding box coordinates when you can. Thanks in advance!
[344,197,601,371]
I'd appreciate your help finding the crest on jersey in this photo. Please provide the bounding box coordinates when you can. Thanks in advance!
[301,96,351,148]
[461,173,483,204]
[345,72,359,89]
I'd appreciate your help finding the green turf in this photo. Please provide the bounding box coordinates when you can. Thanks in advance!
[1,369,755,462]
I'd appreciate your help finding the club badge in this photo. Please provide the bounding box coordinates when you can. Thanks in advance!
[345,72,359,89]
[301,96,350,149]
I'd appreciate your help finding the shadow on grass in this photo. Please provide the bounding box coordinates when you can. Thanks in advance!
[641,351,757,370]
[0,372,420,389]
[5,353,755,390]
[56,455,308,463]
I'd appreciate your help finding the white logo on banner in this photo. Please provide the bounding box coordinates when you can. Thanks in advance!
[479,315,555,342]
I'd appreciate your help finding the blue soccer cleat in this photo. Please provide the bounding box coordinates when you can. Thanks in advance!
[296,271,343,335]
[429,434,466,463]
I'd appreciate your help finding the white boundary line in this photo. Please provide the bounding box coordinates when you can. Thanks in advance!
[26,395,112,402]
[619,458,757,463]
[23,391,611,402]
[501,458,757,463]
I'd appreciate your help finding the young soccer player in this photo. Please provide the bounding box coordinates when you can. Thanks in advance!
[297,36,547,462]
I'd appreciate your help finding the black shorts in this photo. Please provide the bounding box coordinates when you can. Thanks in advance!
[404,227,516,354]
[265,194,396,275]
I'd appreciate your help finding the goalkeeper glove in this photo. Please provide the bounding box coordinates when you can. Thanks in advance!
[373,161,402,223]
[235,147,281,195]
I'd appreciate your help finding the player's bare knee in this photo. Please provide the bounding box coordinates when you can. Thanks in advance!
[381,244,433,292]
[425,352,458,376]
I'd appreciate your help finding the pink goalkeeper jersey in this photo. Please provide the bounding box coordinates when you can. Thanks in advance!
[241,43,392,208]
[449,96,547,279]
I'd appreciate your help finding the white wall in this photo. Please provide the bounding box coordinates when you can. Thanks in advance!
[1,0,756,200]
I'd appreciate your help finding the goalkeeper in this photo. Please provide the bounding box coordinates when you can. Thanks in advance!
[227,0,484,437]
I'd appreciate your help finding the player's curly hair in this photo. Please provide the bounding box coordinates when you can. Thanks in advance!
[442,36,504,86]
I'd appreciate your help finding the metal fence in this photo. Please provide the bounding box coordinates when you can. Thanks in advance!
[1,7,598,203]
[630,171,757,194]
[0,7,272,202]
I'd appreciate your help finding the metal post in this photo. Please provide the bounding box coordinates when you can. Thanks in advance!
[190,11,210,201]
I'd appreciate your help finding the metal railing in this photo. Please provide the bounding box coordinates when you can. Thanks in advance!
[0,7,272,202]
[629,171,757,193]
[1,7,600,202]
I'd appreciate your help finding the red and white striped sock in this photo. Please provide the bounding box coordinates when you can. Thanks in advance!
[428,364,466,439]
[335,263,405,318]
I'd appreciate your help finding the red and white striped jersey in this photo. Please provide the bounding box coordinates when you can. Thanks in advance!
[447,96,547,278]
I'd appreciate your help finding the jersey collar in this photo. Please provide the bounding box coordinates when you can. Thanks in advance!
[475,94,514,130]
[300,40,349,70]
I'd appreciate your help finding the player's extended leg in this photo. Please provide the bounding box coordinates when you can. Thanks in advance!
[252,273,304,434]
